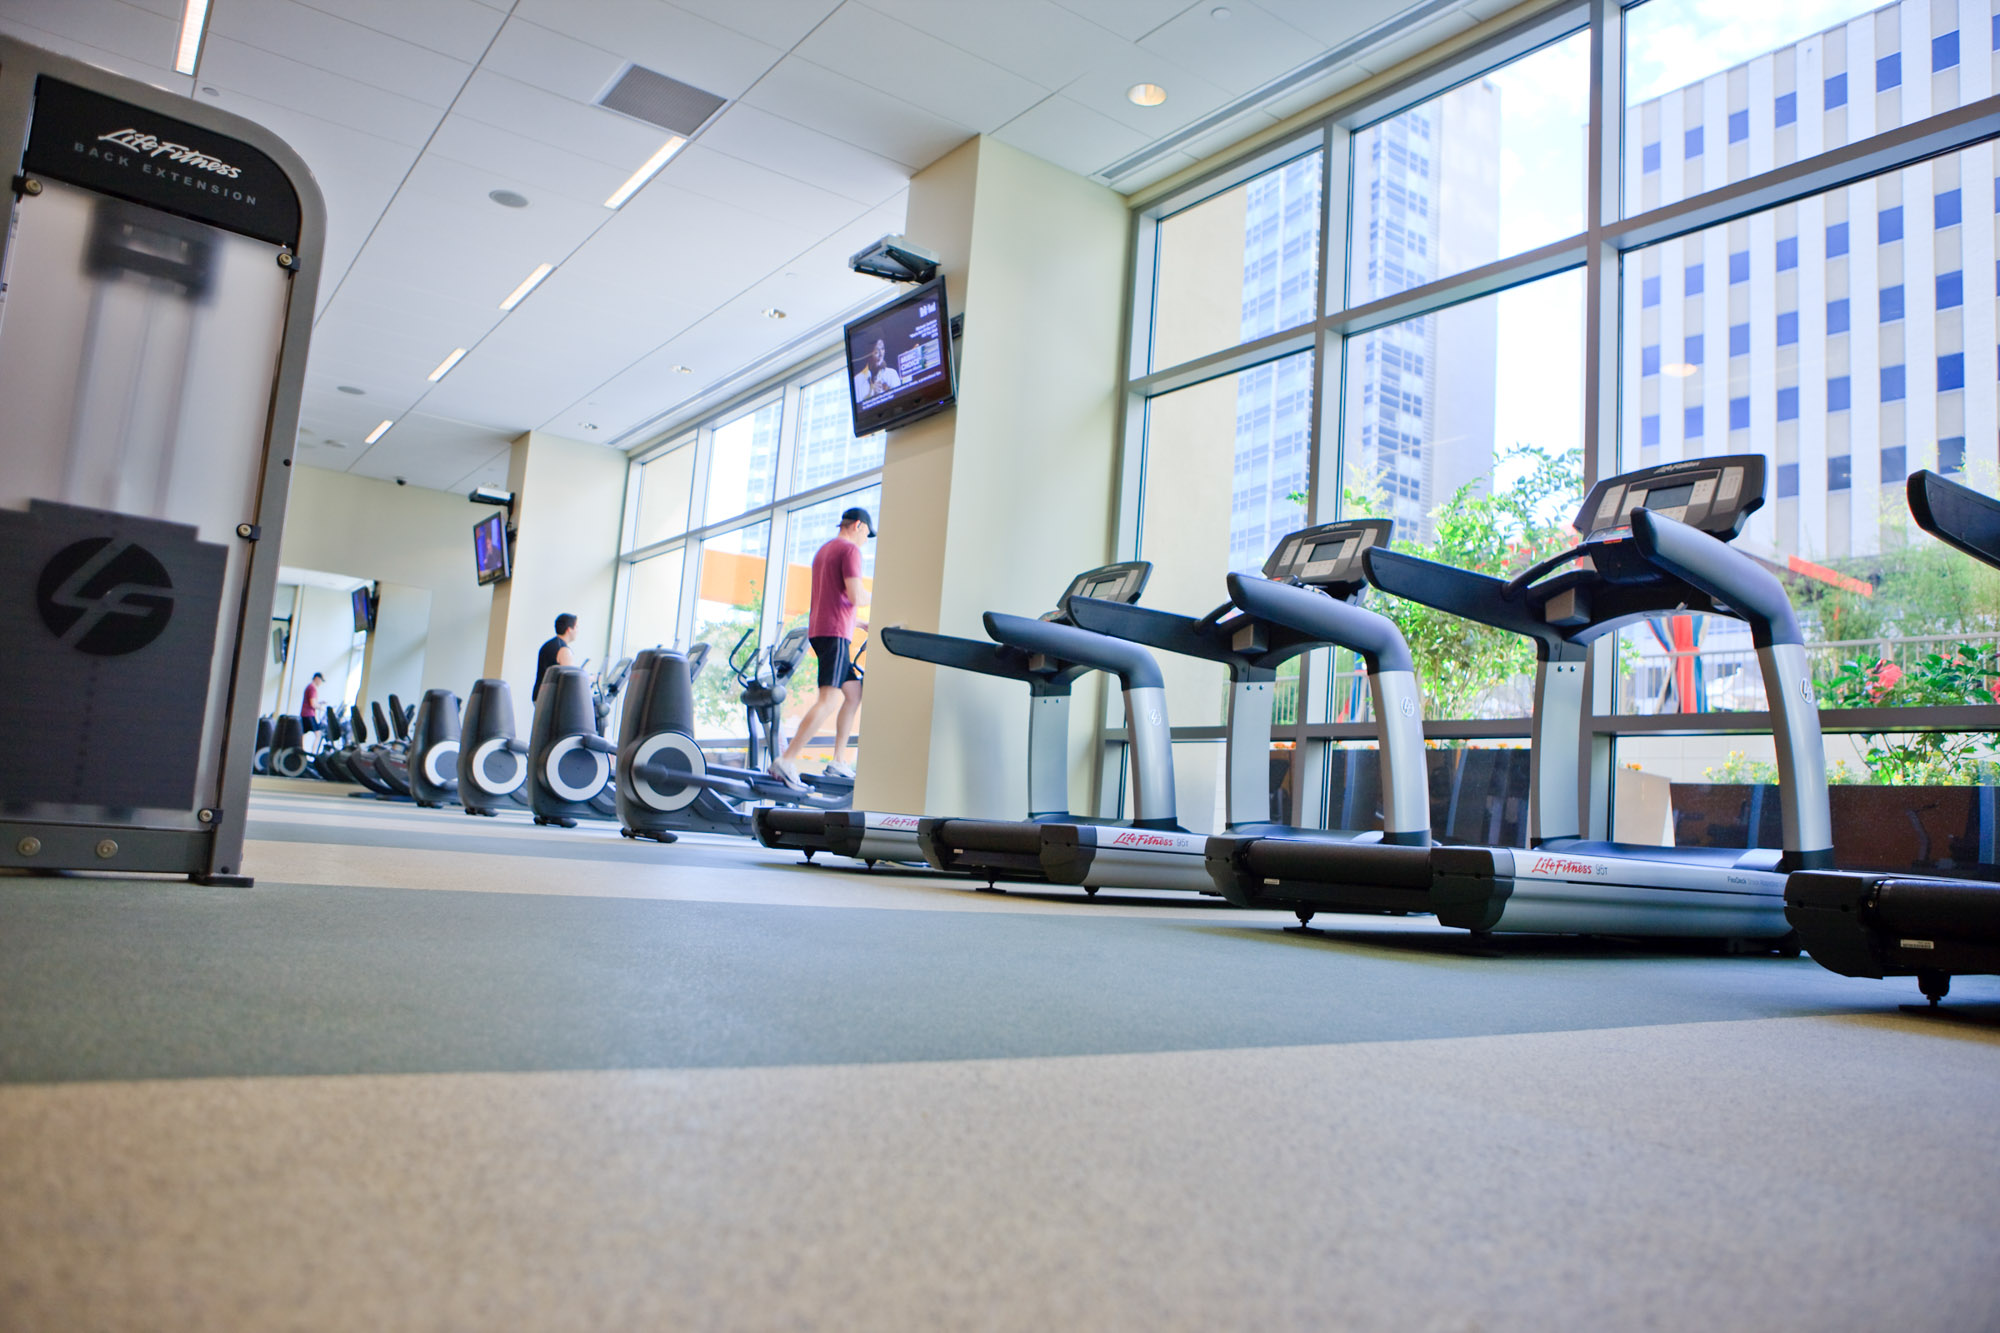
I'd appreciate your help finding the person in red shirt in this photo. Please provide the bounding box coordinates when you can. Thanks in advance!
[300,672,324,733]
[769,507,874,788]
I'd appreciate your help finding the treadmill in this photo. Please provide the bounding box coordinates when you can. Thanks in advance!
[1786,469,2000,1005]
[998,518,1429,896]
[1211,455,1833,943]
[916,578,1191,884]
[751,562,1152,868]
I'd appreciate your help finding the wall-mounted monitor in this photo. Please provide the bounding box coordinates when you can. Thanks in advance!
[350,585,376,633]
[473,511,511,586]
[844,276,955,435]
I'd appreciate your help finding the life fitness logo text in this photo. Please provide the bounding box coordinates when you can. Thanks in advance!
[36,538,176,656]
[1108,830,1193,850]
[1526,854,1608,879]
[876,814,921,830]
[95,129,242,178]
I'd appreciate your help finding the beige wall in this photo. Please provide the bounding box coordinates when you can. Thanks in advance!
[278,467,491,698]
[483,430,627,708]
[857,136,1130,817]
[360,581,432,709]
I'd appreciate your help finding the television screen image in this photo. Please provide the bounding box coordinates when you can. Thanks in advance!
[844,277,955,435]
[473,512,511,585]
[350,586,374,633]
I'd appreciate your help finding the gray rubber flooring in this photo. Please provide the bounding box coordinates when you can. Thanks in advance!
[6,873,1991,1084]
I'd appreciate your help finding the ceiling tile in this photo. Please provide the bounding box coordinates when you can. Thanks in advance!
[207,0,476,107]
[1353,9,1477,77]
[1048,0,1201,41]
[697,102,912,205]
[993,94,1150,178]
[396,151,611,245]
[1253,0,1429,49]
[449,447,516,493]
[1058,41,1237,137]
[451,68,674,171]
[477,17,628,104]
[691,0,843,49]
[1137,1,1329,97]
[1106,149,1202,193]
[348,412,520,489]
[510,0,783,101]
[0,0,179,73]
[795,5,1051,131]
[741,55,973,169]
[199,36,445,149]
[857,0,1132,89]
[424,113,630,208]
[284,0,507,64]
[662,144,869,231]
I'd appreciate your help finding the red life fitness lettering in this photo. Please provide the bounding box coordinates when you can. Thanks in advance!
[1527,855,1603,878]
[1109,831,1189,850]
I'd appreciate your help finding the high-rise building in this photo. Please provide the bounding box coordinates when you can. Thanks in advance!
[1622,0,1995,561]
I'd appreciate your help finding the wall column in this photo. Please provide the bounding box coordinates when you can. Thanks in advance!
[854,135,1130,818]
[483,430,627,707]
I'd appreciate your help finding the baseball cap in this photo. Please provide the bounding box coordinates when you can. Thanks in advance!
[841,506,876,537]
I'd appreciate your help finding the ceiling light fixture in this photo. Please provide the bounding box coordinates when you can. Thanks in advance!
[499,262,554,311]
[1127,83,1168,107]
[336,385,365,395]
[488,189,529,209]
[363,419,394,446]
[1663,362,1698,377]
[671,365,693,374]
[174,0,211,75]
[427,348,468,382]
[604,136,687,209]
[762,308,787,320]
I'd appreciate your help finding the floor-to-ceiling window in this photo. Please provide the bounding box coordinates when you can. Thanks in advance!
[615,359,884,763]
[1119,0,2000,864]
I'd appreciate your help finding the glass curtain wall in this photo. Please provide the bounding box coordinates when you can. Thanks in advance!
[1121,0,2000,866]
[615,360,885,756]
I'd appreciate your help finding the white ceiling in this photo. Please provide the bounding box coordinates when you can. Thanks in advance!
[0,0,1514,493]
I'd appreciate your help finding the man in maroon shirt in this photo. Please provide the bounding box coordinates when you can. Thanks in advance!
[769,507,874,788]
[300,672,324,732]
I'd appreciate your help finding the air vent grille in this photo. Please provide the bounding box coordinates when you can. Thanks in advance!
[598,65,725,136]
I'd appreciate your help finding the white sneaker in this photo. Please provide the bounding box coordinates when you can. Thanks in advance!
[822,761,856,779]
[768,756,807,790]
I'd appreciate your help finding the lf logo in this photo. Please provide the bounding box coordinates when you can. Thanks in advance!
[36,538,175,655]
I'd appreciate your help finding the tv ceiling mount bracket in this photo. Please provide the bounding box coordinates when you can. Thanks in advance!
[849,233,939,284]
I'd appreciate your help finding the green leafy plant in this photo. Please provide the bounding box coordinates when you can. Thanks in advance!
[1818,640,2000,784]
[690,577,763,734]
[1703,750,1780,784]
[1345,444,1585,721]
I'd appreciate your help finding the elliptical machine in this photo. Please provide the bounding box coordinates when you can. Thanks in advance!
[406,689,461,808]
[458,679,531,816]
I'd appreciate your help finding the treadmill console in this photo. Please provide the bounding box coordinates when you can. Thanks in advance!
[1576,455,1766,542]
[1263,518,1395,589]
[1054,561,1151,621]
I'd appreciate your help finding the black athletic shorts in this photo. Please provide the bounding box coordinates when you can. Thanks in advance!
[811,635,863,689]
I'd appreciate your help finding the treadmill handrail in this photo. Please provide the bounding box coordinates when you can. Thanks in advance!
[877,625,1088,689]
[1363,547,1576,658]
[1063,595,1323,676]
[983,612,1166,689]
[1630,509,1803,647]
[1909,468,2000,571]
[1225,572,1412,674]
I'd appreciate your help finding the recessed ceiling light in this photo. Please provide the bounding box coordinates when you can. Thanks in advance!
[1663,362,1698,377]
[671,365,693,374]
[1211,6,1234,19]
[427,347,468,382]
[174,0,211,75]
[499,262,554,311]
[488,189,529,209]
[604,136,687,209]
[363,419,394,446]
[1127,83,1168,107]
[200,86,219,97]
[336,385,365,395]
[762,308,787,319]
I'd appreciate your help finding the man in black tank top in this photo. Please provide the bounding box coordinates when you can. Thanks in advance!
[533,613,579,702]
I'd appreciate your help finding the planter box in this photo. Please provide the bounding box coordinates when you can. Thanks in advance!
[1670,782,2000,880]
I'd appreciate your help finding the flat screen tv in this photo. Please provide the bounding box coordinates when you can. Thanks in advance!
[473,511,511,586]
[350,586,375,633]
[844,277,955,435]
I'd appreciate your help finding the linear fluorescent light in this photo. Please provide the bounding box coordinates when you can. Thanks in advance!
[499,262,553,311]
[174,0,211,75]
[363,419,394,446]
[603,136,687,209]
[427,348,468,382]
